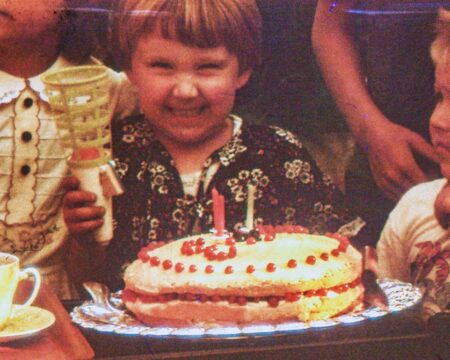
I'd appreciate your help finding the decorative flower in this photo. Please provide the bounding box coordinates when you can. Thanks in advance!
[272,126,302,148]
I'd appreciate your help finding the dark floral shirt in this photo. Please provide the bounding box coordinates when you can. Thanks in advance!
[106,114,359,290]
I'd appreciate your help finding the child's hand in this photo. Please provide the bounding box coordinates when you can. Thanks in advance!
[62,176,105,236]
[435,182,450,229]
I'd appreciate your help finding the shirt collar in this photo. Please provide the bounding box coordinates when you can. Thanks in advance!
[0,56,93,104]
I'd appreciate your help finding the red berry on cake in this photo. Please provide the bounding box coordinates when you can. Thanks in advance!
[287,259,297,268]
[225,237,236,245]
[237,296,247,305]
[138,250,150,262]
[217,251,228,261]
[266,262,276,272]
[175,262,184,273]
[264,234,274,241]
[227,246,237,258]
[150,256,160,266]
[189,264,197,273]
[195,245,204,254]
[268,296,279,307]
[246,236,257,245]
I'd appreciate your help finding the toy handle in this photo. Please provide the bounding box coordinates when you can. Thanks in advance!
[71,166,113,245]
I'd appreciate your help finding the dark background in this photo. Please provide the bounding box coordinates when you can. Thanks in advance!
[235,0,345,137]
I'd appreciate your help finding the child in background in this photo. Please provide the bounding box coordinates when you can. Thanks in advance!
[63,0,365,292]
[377,8,450,319]
[0,0,136,299]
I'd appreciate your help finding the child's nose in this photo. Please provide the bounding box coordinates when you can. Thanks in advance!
[172,76,199,98]
[430,104,450,131]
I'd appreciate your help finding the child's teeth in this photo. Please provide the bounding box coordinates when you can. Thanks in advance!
[172,108,200,116]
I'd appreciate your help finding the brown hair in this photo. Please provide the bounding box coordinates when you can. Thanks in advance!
[431,8,450,66]
[112,0,262,73]
[59,0,113,63]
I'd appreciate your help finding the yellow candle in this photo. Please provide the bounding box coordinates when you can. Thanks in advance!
[246,184,256,230]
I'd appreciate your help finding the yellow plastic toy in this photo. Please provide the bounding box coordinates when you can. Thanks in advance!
[42,65,123,245]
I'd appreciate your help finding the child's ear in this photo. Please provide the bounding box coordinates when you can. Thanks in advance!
[236,69,252,90]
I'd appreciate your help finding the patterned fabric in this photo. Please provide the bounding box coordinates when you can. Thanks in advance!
[106,114,358,290]
[0,57,137,299]
[378,179,450,319]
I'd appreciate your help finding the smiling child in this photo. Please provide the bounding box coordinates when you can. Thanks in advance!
[63,0,365,291]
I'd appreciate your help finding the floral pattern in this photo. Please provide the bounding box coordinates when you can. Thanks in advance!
[411,241,450,316]
[105,115,361,290]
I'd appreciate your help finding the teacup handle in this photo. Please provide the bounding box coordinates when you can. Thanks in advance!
[18,268,41,307]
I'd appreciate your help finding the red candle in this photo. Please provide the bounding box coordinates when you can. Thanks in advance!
[212,188,225,235]
[217,194,225,236]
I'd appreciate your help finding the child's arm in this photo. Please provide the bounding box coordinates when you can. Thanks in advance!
[62,176,109,295]
[312,0,438,201]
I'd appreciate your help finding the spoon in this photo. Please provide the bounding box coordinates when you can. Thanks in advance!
[81,282,137,325]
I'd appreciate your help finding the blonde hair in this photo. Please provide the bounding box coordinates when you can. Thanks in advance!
[113,0,262,73]
[431,8,450,66]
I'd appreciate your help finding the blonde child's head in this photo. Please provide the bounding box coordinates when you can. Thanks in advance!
[431,8,450,67]
[113,0,262,74]
[429,8,450,179]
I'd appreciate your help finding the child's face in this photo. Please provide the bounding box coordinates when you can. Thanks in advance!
[126,28,251,148]
[430,64,450,178]
[0,0,64,45]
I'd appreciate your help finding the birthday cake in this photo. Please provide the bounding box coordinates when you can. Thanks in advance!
[122,226,364,327]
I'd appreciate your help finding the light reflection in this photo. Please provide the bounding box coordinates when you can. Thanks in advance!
[171,328,205,336]
[206,327,241,335]
[310,320,338,328]
[241,324,276,334]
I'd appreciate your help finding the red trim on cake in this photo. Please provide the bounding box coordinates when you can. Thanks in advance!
[137,229,350,275]
[122,277,362,308]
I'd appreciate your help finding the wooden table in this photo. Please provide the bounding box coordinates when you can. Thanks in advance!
[0,280,94,360]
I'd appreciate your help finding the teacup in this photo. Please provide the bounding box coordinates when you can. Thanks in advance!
[0,252,41,329]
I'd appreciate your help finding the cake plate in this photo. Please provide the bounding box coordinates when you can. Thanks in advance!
[71,279,422,338]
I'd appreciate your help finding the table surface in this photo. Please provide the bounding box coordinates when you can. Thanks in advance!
[0,281,94,360]
[63,299,449,360]
[2,282,449,360]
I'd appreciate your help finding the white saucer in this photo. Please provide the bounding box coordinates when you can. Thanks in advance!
[0,305,55,343]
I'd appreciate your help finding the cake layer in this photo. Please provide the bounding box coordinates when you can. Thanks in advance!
[124,285,364,326]
[124,231,362,297]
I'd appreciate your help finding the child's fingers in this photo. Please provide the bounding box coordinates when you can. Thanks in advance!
[64,206,105,222]
[67,219,104,235]
[62,175,81,191]
[63,190,97,208]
